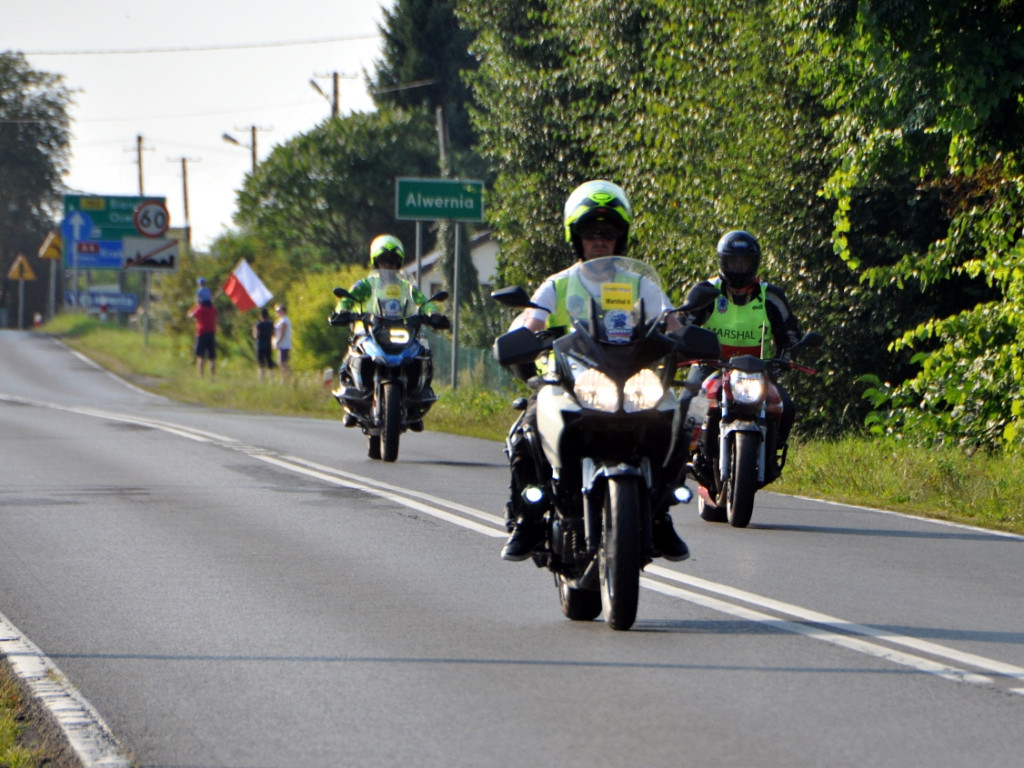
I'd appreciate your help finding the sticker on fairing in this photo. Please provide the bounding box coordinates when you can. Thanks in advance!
[604,309,634,343]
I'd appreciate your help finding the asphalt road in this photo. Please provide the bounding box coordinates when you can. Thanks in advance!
[1,329,1023,768]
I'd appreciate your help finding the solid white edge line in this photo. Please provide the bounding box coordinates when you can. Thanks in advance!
[64,346,159,399]
[0,612,131,768]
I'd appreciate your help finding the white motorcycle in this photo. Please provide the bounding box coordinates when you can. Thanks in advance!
[492,257,720,630]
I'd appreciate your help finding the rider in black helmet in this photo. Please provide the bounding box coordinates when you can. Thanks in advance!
[665,230,804,487]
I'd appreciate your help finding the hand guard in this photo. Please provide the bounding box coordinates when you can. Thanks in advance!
[428,314,451,330]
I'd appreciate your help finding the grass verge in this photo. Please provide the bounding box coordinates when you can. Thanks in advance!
[0,658,78,768]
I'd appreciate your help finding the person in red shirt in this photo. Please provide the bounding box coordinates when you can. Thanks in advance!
[187,299,218,377]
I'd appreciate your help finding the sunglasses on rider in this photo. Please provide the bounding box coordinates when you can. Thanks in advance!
[578,224,622,241]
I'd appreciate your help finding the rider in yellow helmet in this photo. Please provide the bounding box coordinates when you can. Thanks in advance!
[501,180,690,562]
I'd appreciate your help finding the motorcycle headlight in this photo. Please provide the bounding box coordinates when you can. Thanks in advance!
[569,358,620,412]
[388,328,410,344]
[728,369,766,405]
[622,368,664,413]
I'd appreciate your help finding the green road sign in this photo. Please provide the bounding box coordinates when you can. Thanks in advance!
[62,194,170,270]
[63,194,166,238]
[395,178,484,222]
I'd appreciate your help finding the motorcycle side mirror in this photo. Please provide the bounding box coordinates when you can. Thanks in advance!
[428,290,449,304]
[801,331,825,349]
[674,324,722,360]
[675,282,719,314]
[790,331,824,354]
[490,286,545,310]
[333,286,354,300]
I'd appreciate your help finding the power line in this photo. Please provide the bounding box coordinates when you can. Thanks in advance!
[23,33,378,56]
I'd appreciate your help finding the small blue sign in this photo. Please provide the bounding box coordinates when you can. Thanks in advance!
[61,211,94,241]
[65,291,139,313]
[66,239,124,270]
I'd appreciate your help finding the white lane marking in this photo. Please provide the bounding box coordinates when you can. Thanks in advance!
[4,391,1022,698]
[268,454,505,527]
[65,346,160,399]
[254,453,506,538]
[0,393,237,444]
[0,612,131,768]
[787,493,1024,541]
[647,565,1024,686]
[641,578,993,685]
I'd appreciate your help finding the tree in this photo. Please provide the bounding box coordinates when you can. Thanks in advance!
[372,0,480,163]
[233,107,439,268]
[783,0,1024,450]
[0,52,71,318]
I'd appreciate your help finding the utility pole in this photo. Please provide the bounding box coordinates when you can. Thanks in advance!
[168,156,200,246]
[311,71,356,118]
[133,134,154,194]
[222,125,270,174]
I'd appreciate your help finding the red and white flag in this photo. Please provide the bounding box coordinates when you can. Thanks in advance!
[223,258,273,312]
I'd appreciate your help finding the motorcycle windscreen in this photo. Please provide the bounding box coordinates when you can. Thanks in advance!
[372,269,411,317]
[563,257,663,344]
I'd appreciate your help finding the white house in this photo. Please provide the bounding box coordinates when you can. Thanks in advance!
[402,230,499,297]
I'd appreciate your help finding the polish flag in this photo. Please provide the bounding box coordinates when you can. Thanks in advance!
[223,259,273,312]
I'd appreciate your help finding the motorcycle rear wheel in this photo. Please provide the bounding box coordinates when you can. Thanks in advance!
[557,574,602,621]
[726,431,759,528]
[381,382,402,462]
[599,476,641,631]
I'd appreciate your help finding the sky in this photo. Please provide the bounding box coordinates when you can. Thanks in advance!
[3,0,392,251]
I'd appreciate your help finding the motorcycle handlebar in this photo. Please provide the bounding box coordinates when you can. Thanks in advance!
[328,311,450,330]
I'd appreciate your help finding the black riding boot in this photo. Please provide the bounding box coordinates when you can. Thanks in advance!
[651,512,690,562]
[501,504,545,561]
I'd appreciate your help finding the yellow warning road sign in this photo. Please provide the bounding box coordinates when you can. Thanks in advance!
[7,254,37,281]
[38,231,62,260]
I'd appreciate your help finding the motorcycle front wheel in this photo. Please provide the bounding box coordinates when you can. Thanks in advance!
[599,476,641,631]
[557,573,602,621]
[726,431,759,528]
[381,382,402,462]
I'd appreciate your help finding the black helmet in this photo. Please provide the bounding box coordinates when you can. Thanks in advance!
[716,230,761,289]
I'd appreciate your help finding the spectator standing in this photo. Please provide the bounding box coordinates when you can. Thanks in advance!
[274,303,292,381]
[252,307,275,381]
[187,298,217,377]
[196,277,212,304]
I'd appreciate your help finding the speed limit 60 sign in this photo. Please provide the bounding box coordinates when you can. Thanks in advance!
[133,200,169,238]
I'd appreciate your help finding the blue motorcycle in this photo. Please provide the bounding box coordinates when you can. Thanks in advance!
[329,286,450,461]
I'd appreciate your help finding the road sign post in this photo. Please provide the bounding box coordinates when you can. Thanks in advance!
[394,178,485,391]
[7,254,37,329]
[38,232,61,320]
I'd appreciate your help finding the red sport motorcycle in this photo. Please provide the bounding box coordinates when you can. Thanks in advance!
[678,286,823,527]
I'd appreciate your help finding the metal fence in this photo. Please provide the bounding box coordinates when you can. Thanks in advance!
[425,330,516,390]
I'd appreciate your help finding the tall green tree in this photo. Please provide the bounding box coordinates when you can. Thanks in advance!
[783,0,1024,450]
[372,0,480,164]
[0,51,71,316]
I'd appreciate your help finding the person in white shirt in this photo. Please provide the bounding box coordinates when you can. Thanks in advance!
[273,304,293,381]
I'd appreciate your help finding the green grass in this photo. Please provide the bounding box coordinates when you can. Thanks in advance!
[0,660,51,768]
[38,314,1024,536]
